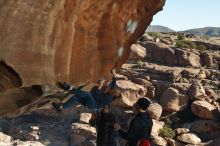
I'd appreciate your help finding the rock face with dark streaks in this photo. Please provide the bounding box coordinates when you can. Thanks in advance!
[0,0,165,87]
[0,0,165,116]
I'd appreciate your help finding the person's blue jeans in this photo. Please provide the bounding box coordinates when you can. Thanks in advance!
[62,89,96,109]
[61,77,116,110]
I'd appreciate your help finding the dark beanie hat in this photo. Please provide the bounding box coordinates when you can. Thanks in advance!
[137,97,151,111]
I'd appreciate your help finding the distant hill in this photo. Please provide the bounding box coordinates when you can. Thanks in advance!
[146,25,220,37]
[146,25,175,32]
[183,27,220,37]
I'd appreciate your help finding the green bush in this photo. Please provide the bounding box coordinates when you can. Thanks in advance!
[148,32,160,41]
[132,60,146,69]
[197,45,207,51]
[148,32,160,38]
[200,35,210,41]
[176,40,196,49]
[186,41,196,49]
[176,41,188,48]
[158,123,175,139]
[177,33,185,40]
[138,60,146,67]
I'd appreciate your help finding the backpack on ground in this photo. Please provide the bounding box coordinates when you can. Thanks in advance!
[137,139,150,146]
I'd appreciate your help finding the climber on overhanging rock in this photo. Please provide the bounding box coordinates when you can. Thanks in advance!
[52,69,121,112]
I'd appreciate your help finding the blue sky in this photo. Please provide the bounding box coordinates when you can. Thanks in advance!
[151,0,220,31]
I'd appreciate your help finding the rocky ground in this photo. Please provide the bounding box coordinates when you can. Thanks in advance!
[123,32,220,146]
[0,32,220,146]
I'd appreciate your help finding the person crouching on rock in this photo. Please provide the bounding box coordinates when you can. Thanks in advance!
[114,97,153,146]
[52,69,121,112]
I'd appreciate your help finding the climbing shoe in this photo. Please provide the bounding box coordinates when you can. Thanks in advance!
[56,81,71,91]
[52,102,63,112]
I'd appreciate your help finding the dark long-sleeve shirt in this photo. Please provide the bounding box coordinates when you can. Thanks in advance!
[110,77,117,89]
[90,112,118,146]
[91,77,117,108]
[62,77,117,110]
[118,112,153,146]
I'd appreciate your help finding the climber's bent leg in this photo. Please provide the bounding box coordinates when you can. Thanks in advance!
[62,91,96,109]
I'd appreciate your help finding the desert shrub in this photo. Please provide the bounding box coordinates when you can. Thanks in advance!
[159,123,175,139]
[132,60,146,69]
[137,60,146,68]
[186,41,196,49]
[176,41,188,48]
[197,45,207,51]
[171,32,178,36]
[176,40,196,49]
[148,32,160,41]
[177,33,185,40]
[148,32,160,38]
[200,35,210,41]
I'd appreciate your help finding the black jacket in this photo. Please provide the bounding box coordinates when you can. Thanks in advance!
[118,112,153,146]
[90,112,118,146]
[90,77,117,109]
